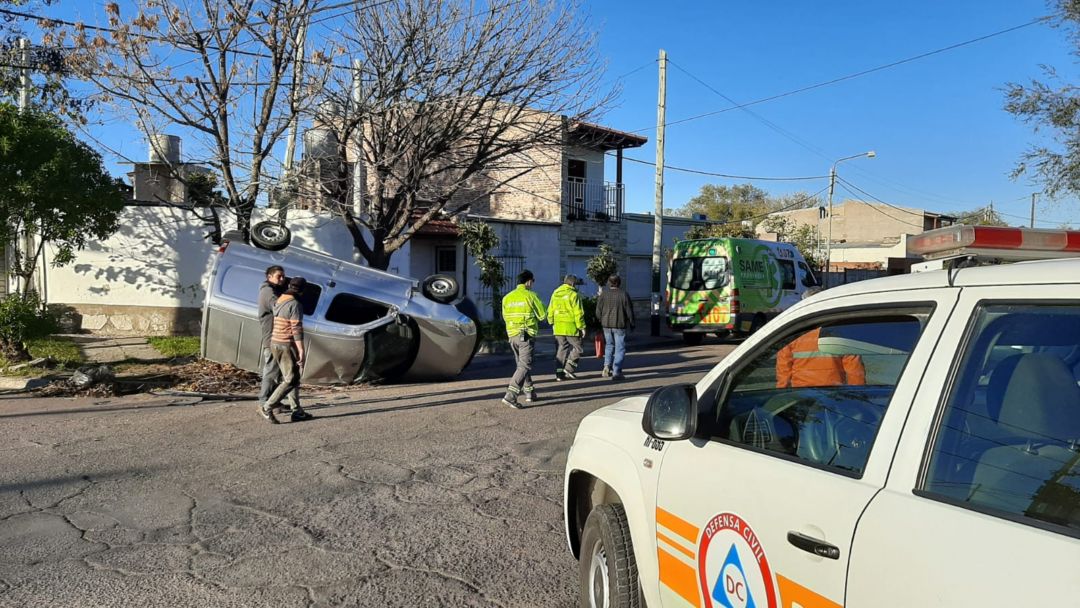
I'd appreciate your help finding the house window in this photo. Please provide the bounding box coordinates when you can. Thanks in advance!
[435,247,457,274]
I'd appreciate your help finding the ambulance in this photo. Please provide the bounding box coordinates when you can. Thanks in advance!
[666,238,820,345]
[565,225,1080,607]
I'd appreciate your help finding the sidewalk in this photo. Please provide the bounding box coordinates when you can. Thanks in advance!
[61,335,165,364]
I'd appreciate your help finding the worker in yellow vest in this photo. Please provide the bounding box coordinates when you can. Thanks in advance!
[547,274,586,380]
[500,270,547,408]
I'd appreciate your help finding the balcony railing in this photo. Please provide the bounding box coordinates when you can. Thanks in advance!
[563,179,623,222]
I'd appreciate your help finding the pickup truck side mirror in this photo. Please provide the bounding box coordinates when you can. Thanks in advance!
[642,383,698,441]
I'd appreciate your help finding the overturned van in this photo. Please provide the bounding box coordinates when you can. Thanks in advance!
[200,237,479,384]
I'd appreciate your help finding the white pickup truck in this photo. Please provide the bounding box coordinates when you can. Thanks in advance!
[564,225,1080,608]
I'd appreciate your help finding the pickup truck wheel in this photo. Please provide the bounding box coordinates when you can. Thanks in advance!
[579,503,640,608]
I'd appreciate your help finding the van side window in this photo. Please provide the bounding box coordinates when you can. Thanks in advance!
[778,260,796,290]
[922,304,1080,534]
[325,294,391,326]
[711,312,928,477]
[220,266,265,301]
[297,284,321,316]
[798,262,820,287]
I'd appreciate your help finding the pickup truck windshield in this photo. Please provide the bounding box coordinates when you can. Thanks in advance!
[670,256,729,291]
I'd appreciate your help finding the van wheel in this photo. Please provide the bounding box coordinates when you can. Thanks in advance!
[682,332,704,346]
[579,503,640,608]
[422,274,459,304]
[749,314,767,335]
[250,221,291,251]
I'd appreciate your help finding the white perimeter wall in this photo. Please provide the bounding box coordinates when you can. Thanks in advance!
[45,206,412,310]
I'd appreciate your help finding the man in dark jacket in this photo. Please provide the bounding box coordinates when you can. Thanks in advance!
[595,274,635,380]
[257,265,285,415]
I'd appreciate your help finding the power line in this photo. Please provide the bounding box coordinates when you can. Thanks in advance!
[835,175,945,218]
[635,17,1049,133]
[617,154,828,181]
[834,181,923,228]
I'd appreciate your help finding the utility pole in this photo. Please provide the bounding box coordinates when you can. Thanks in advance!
[825,165,836,287]
[281,22,307,190]
[650,49,667,337]
[1030,192,1037,228]
[352,58,364,218]
[18,38,29,112]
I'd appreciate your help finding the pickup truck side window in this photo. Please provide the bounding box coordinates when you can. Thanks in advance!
[712,312,927,477]
[923,304,1080,534]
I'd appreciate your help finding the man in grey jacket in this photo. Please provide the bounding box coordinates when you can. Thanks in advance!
[257,265,285,415]
[595,274,635,380]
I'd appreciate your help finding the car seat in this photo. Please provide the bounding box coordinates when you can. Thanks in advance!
[969,353,1080,525]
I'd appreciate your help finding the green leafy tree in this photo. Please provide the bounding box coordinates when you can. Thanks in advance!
[954,207,1010,227]
[1004,1,1080,200]
[671,184,770,238]
[0,104,125,297]
[760,215,823,269]
[459,220,505,320]
[586,243,618,288]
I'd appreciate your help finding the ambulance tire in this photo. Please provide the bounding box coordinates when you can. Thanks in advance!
[682,332,704,346]
[579,503,641,608]
[749,314,767,335]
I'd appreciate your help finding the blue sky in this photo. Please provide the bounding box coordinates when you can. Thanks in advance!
[590,0,1075,227]
[34,0,1078,227]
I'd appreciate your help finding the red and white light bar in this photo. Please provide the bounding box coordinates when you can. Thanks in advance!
[908,225,1080,261]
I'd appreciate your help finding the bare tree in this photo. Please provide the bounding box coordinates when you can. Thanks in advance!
[59,0,327,236]
[306,0,613,269]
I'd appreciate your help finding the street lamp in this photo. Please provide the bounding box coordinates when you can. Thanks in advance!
[824,150,875,286]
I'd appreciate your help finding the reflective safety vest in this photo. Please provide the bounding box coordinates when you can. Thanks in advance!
[502,284,547,338]
[775,328,866,388]
[547,284,585,336]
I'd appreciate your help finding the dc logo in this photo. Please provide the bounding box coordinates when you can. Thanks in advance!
[712,545,756,608]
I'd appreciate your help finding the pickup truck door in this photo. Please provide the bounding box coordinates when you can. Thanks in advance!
[652,288,958,608]
[847,283,1080,606]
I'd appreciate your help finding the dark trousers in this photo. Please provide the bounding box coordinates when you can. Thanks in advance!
[265,343,301,412]
[505,333,535,399]
[258,346,281,406]
[555,335,582,373]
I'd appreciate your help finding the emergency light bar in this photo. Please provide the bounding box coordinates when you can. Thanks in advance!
[908,225,1080,261]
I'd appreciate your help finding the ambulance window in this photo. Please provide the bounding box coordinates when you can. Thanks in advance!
[778,260,796,290]
[670,258,695,290]
[710,311,929,477]
[702,257,728,289]
[922,304,1080,535]
[798,262,820,287]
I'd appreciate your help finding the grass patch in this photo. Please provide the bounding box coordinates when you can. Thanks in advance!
[0,336,85,376]
[147,336,201,359]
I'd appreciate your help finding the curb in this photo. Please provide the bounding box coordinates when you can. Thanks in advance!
[0,375,58,391]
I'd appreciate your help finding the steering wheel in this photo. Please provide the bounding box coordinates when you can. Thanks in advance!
[795,405,839,465]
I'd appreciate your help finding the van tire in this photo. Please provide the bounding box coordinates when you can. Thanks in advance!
[682,332,704,346]
[422,274,459,304]
[250,221,291,251]
[749,314,767,335]
[579,503,640,608]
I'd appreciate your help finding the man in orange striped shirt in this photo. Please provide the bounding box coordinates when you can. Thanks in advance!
[262,276,314,423]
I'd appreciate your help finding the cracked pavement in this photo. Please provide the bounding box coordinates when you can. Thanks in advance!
[0,345,732,607]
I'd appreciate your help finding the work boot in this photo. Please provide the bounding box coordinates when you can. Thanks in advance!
[290,409,314,422]
[260,406,280,424]
[555,370,565,382]
[602,366,611,378]
[563,369,578,380]
[501,396,523,409]
[525,391,537,403]
[611,372,625,381]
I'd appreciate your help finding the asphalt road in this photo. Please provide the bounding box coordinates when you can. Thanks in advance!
[0,343,735,608]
